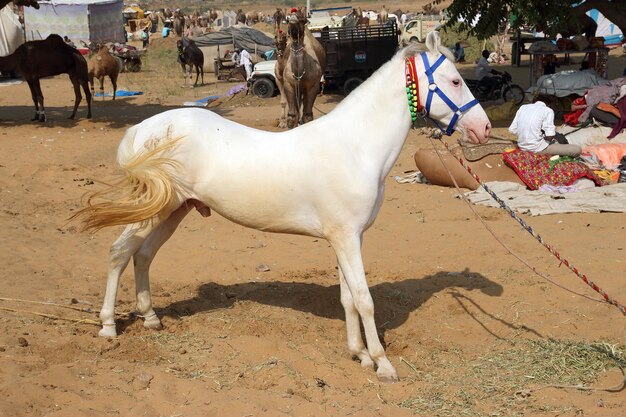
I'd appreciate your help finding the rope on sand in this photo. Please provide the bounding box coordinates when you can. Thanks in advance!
[428,135,626,315]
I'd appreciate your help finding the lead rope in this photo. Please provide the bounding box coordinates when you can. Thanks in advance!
[431,135,626,315]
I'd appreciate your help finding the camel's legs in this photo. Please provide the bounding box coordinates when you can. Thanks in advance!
[98,76,105,100]
[329,232,398,383]
[302,81,321,124]
[339,267,374,368]
[26,79,40,121]
[81,77,92,119]
[32,78,46,122]
[275,75,288,128]
[69,74,83,120]
[110,73,118,101]
[133,204,192,330]
[99,215,170,337]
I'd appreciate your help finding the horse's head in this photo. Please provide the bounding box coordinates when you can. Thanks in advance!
[287,8,306,45]
[408,32,491,144]
[176,39,184,53]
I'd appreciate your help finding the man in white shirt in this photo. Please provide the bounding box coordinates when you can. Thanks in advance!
[476,49,501,97]
[509,96,582,156]
[238,48,253,81]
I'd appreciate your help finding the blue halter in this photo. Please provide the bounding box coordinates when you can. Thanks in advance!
[420,52,479,136]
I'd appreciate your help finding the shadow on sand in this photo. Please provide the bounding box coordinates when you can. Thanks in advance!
[113,268,545,342]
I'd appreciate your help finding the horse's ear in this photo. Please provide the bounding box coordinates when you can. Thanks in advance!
[425,31,441,54]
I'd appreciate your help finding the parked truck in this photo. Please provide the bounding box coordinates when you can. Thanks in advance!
[319,22,400,95]
[400,14,447,45]
[248,22,400,98]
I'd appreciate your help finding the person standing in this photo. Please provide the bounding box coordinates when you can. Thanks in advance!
[509,95,582,156]
[141,27,149,48]
[238,47,253,80]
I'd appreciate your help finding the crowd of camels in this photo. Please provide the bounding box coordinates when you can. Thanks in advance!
[0,1,394,126]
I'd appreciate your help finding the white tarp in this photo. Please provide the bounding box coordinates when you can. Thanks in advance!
[463,181,626,216]
[0,5,23,56]
[24,0,124,44]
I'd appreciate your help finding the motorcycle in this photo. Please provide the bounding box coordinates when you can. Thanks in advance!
[465,71,526,105]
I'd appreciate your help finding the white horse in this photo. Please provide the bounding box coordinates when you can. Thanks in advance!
[73,32,490,383]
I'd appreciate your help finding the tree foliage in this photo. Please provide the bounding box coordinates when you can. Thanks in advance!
[431,0,626,40]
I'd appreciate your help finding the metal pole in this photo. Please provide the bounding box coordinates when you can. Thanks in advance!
[306,0,310,16]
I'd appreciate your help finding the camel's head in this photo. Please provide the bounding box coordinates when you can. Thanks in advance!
[287,8,306,44]
[275,30,287,57]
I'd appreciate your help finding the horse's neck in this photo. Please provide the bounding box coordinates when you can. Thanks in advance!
[321,57,412,176]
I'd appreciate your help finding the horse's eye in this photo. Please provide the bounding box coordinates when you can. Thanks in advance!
[452,79,461,87]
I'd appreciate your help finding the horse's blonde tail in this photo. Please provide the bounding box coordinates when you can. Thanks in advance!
[71,127,184,232]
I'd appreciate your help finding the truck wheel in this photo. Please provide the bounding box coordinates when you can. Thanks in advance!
[410,36,419,44]
[252,78,275,98]
[343,77,362,95]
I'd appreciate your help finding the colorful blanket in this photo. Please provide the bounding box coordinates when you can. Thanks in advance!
[503,149,604,190]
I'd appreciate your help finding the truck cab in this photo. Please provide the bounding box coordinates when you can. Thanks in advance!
[400,15,447,44]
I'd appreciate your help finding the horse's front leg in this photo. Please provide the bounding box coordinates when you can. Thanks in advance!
[329,232,398,383]
[180,63,187,87]
[339,268,374,368]
[133,204,191,330]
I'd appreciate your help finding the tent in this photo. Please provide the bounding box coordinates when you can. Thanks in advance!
[191,26,275,53]
[191,27,275,73]
[23,0,124,45]
[587,9,623,46]
[0,5,23,56]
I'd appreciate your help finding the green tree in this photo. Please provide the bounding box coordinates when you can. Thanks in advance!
[431,0,626,40]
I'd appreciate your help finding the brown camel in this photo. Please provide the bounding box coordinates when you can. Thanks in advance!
[0,34,91,122]
[88,44,123,100]
[273,8,285,33]
[275,9,325,129]
[378,5,388,25]
[0,0,39,9]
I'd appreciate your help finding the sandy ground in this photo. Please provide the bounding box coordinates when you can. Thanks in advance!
[1,29,626,417]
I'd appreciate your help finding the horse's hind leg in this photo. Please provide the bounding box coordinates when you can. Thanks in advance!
[193,65,200,87]
[329,232,398,383]
[99,221,161,337]
[133,204,192,330]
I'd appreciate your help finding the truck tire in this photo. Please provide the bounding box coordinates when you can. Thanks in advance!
[343,77,363,95]
[252,78,275,98]
[410,36,419,44]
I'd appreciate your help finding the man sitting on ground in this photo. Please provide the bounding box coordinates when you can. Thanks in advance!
[509,95,582,157]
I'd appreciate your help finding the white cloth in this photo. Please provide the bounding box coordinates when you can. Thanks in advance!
[475,56,491,80]
[508,101,555,153]
[400,13,407,25]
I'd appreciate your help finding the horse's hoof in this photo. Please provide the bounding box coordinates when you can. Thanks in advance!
[359,355,375,369]
[143,315,163,330]
[98,325,118,337]
[376,368,399,384]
